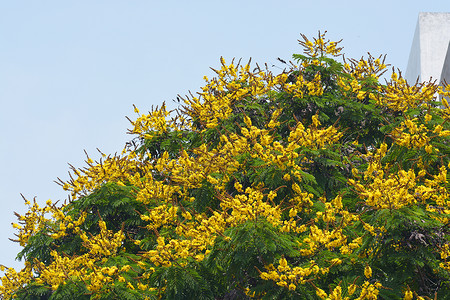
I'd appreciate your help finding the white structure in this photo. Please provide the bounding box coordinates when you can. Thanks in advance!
[405,12,450,85]
[441,41,450,85]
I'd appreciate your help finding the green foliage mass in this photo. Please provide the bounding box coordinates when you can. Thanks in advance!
[2,33,450,300]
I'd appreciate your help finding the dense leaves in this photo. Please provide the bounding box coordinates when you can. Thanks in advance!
[2,32,450,299]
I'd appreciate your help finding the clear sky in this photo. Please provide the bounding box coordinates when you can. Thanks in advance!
[1,1,449,273]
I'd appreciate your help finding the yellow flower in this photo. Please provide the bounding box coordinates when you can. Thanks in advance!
[403,289,413,300]
[312,114,321,127]
[315,288,328,299]
[364,265,372,278]
[289,208,297,218]
[348,284,357,295]
[127,282,135,290]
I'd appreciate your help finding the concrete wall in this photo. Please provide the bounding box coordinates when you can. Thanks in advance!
[405,19,421,83]
[441,41,450,85]
[405,12,450,85]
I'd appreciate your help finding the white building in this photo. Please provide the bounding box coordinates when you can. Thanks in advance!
[405,12,450,86]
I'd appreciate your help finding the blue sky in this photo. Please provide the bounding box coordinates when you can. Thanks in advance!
[1,1,449,272]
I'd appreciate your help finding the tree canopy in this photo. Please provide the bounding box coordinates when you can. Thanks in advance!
[2,32,450,299]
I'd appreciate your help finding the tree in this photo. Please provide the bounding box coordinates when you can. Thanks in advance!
[1,32,450,299]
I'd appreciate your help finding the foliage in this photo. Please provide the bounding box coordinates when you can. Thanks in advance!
[2,32,450,299]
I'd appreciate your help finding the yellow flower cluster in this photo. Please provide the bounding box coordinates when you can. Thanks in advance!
[10,198,53,246]
[34,220,125,292]
[390,116,450,153]
[372,72,437,112]
[142,211,226,267]
[62,151,142,199]
[260,258,384,300]
[0,263,34,299]
[356,281,382,300]
[298,32,343,58]
[349,140,449,213]
[184,58,280,130]
[260,258,328,289]
[129,102,178,139]
[220,186,282,227]
[346,55,387,79]
[140,204,178,231]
